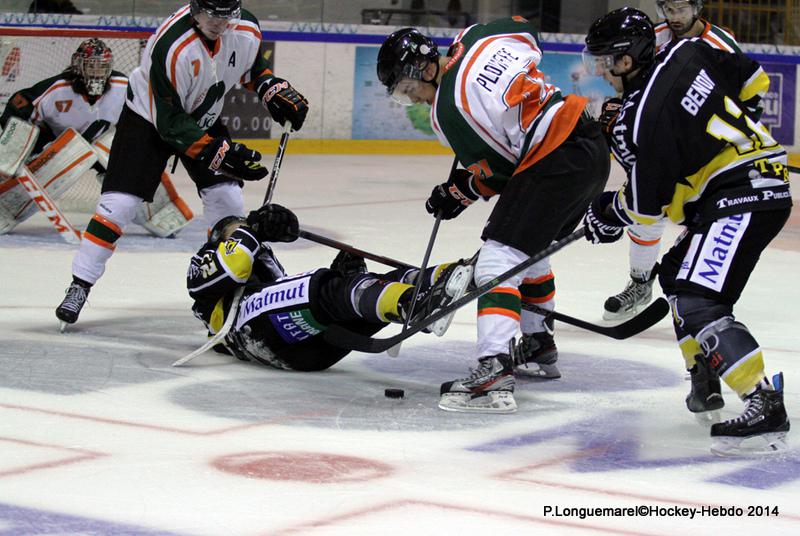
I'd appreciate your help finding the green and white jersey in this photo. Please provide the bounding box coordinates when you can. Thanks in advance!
[127,4,272,157]
[431,17,587,195]
[655,19,742,54]
[0,71,127,142]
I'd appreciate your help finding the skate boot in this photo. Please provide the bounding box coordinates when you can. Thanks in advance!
[55,280,91,332]
[511,332,560,379]
[439,353,517,414]
[603,269,656,321]
[710,373,790,456]
[686,354,724,424]
[400,260,474,337]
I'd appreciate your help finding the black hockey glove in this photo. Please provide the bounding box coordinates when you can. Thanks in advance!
[246,203,300,243]
[425,169,480,220]
[330,250,367,278]
[199,137,268,181]
[598,97,623,134]
[583,191,626,244]
[259,77,309,131]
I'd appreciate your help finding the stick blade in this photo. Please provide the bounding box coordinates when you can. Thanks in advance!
[606,297,670,339]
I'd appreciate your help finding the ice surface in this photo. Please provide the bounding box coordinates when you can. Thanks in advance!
[1,155,799,535]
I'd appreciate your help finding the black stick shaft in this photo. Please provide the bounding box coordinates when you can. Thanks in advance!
[298,230,413,270]
[263,131,290,205]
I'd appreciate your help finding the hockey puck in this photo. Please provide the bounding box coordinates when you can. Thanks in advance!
[384,388,405,399]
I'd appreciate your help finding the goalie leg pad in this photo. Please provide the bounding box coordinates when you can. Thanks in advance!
[91,127,115,169]
[0,117,39,179]
[133,173,194,237]
[0,128,96,234]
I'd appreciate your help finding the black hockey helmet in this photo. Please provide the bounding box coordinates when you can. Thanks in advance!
[190,0,242,19]
[210,215,246,245]
[70,38,113,97]
[377,28,440,95]
[585,7,656,69]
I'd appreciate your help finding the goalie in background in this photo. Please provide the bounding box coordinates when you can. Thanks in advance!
[187,205,472,371]
[0,37,193,238]
[582,8,790,456]
[55,0,309,329]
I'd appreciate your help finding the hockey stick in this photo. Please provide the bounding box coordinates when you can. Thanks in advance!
[299,229,413,269]
[172,287,245,367]
[324,227,586,353]
[521,298,670,340]
[263,130,290,205]
[389,211,443,356]
[789,165,800,175]
[387,157,458,356]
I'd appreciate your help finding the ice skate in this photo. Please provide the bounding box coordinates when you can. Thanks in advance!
[55,281,90,332]
[439,353,517,414]
[511,332,560,379]
[402,260,474,337]
[710,373,790,457]
[603,270,656,321]
[686,355,724,424]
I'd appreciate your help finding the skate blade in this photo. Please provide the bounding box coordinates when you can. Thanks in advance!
[515,363,561,379]
[710,432,790,457]
[438,391,517,414]
[59,320,69,333]
[428,265,474,337]
[693,410,721,426]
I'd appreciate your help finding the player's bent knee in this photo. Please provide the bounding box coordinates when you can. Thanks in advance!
[671,293,732,338]
[95,191,142,228]
[475,240,529,286]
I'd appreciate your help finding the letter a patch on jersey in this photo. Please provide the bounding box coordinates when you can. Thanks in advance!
[228,51,236,67]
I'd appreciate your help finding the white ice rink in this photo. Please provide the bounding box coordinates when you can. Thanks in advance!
[1,154,799,535]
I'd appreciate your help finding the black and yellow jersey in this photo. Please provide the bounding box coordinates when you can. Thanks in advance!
[611,39,787,226]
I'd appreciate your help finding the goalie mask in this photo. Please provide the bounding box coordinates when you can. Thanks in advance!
[583,7,655,78]
[377,28,440,105]
[71,38,113,97]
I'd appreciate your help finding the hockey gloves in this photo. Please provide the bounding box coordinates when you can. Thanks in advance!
[598,97,623,135]
[330,250,368,277]
[259,77,309,131]
[246,203,300,243]
[425,169,480,220]
[200,137,268,181]
[583,191,627,244]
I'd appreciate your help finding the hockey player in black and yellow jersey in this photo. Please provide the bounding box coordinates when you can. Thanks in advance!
[187,206,472,371]
[582,8,790,456]
[56,0,309,329]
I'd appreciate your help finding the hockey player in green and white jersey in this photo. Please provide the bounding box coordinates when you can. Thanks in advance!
[602,0,751,322]
[377,19,610,413]
[55,0,308,329]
